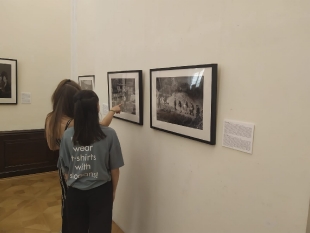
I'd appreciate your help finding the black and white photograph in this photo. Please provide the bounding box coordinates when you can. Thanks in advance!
[151,64,217,145]
[156,76,204,130]
[108,70,143,125]
[78,75,95,91]
[0,58,17,104]
[111,78,136,114]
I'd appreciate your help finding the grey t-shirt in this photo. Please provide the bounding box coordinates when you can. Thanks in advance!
[58,126,124,190]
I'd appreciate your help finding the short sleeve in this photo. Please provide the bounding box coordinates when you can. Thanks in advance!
[109,130,124,170]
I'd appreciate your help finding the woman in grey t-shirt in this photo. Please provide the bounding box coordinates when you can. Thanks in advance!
[58,90,124,233]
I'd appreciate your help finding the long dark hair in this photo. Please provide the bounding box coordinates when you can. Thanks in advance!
[45,79,81,150]
[73,90,106,146]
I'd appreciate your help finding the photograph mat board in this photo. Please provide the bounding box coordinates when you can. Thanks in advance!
[152,67,212,142]
[108,72,141,123]
[0,59,17,104]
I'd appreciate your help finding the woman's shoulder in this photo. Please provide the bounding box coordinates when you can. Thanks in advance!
[45,114,72,125]
[100,125,116,134]
[62,116,74,127]
[60,115,73,124]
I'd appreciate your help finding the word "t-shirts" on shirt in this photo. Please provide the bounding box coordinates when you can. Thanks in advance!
[57,126,124,190]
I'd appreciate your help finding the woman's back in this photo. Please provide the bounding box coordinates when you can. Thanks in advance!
[59,125,123,190]
[45,115,74,150]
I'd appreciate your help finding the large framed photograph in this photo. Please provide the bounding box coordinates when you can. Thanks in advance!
[0,58,17,104]
[108,70,143,125]
[78,75,95,91]
[150,64,217,145]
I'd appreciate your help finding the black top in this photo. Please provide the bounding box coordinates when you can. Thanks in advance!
[56,119,73,146]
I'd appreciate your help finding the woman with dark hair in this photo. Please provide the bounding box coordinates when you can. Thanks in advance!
[45,79,121,233]
[58,90,124,233]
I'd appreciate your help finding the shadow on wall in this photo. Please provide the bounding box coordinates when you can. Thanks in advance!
[118,134,161,232]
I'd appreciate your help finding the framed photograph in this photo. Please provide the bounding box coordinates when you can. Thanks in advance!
[150,64,217,145]
[0,58,17,104]
[108,70,143,125]
[78,75,95,91]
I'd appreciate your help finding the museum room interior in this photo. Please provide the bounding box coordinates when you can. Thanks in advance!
[0,0,310,233]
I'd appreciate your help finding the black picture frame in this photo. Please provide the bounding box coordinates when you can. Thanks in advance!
[150,64,217,145]
[78,75,95,91]
[0,58,17,104]
[107,70,143,125]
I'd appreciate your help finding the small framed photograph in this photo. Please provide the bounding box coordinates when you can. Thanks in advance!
[0,58,17,104]
[78,75,95,91]
[150,64,217,145]
[108,70,143,125]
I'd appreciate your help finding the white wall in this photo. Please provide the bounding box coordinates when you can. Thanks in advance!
[0,0,71,130]
[75,1,310,233]
[2,0,308,232]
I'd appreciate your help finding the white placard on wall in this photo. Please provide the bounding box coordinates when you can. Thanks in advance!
[21,92,31,104]
[222,120,255,154]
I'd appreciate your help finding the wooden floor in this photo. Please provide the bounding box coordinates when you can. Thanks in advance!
[0,171,124,233]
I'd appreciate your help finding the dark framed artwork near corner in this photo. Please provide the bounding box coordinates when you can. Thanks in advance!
[0,58,17,104]
[150,64,217,145]
[78,75,95,91]
[107,70,143,125]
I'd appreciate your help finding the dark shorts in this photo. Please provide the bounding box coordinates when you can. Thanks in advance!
[66,182,113,233]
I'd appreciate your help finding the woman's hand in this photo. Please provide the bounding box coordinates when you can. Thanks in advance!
[100,104,122,126]
[111,104,122,114]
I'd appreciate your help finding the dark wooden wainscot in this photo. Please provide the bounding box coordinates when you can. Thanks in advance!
[0,129,59,178]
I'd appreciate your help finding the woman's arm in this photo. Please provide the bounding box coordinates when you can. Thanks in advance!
[100,104,122,126]
[111,168,120,202]
[66,105,122,128]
